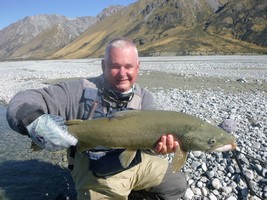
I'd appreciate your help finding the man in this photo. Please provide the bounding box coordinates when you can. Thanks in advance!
[7,37,187,199]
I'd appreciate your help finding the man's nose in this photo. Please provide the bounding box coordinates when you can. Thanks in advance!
[118,66,127,76]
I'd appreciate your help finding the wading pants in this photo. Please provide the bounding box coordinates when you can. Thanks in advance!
[70,151,187,200]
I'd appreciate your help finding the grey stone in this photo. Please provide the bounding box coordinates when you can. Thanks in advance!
[183,188,194,200]
[209,193,217,200]
[225,196,237,200]
[212,190,220,196]
[228,166,235,174]
[196,181,203,188]
[202,163,208,172]
[206,171,215,178]
[200,177,208,183]
[254,164,262,174]
[202,187,208,196]
[252,142,261,149]
[192,151,202,157]
[191,161,201,169]
[222,186,232,194]
[212,178,221,190]
[244,169,254,180]
[229,181,237,189]
[219,119,237,133]
[192,187,202,195]
[188,179,194,186]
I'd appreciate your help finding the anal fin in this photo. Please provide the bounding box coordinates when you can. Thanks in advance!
[171,147,188,173]
[119,149,137,168]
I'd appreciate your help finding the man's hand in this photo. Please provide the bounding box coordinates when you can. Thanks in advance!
[154,134,179,154]
[27,114,77,151]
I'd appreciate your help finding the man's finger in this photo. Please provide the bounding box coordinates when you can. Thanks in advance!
[154,142,163,153]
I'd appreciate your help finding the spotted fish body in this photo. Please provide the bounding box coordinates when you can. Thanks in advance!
[66,110,236,172]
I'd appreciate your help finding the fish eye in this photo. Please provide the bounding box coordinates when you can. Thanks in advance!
[208,138,216,145]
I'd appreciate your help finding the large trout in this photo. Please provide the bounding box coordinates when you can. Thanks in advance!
[66,110,236,172]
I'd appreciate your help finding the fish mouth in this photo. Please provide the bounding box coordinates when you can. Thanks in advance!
[213,142,237,152]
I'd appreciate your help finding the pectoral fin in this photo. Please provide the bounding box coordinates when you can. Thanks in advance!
[171,147,188,173]
[119,149,137,168]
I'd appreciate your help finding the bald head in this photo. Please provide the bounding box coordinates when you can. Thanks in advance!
[104,37,139,62]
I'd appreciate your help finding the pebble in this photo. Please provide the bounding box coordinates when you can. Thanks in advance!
[252,142,261,149]
[229,182,237,189]
[212,178,222,190]
[188,179,194,186]
[250,196,262,200]
[219,119,237,133]
[192,151,202,157]
[228,166,235,174]
[263,169,267,177]
[244,169,254,180]
[226,196,237,200]
[201,163,207,171]
[183,188,194,200]
[212,190,220,196]
[249,180,257,188]
[200,177,208,183]
[196,181,203,188]
[209,193,217,200]
[222,186,233,194]
[192,187,202,195]
[206,171,215,178]
[0,58,266,200]
[201,187,208,196]
[191,161,201,169]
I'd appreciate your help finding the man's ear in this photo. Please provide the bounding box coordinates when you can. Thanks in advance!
[101,59,105,72]
[137,60,140,72]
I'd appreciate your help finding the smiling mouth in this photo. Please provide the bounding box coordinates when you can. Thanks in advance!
[117,79,129,84]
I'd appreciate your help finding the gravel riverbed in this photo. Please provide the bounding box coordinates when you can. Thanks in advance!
[0,56,266,200]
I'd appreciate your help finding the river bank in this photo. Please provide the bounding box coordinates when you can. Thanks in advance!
[0,56,266,199]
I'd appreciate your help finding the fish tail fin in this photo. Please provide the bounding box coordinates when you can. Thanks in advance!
[119,149,137,168]
[171,148,188,173]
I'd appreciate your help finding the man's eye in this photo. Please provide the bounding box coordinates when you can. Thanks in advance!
[125,65,134,69]
[111,65,120,69]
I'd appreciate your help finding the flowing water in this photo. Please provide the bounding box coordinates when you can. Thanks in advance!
[0,106,76,200]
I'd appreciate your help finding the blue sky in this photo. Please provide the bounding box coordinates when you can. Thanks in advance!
[0,0,137,30]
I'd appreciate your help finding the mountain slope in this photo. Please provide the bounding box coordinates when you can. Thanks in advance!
[0,14,97,60]
[50,0,267,59]
[205,0,267,47]
[0,5,124,60]
[1,0,266,60]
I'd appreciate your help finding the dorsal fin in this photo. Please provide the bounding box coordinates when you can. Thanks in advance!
[65,119,84,126]
[111,110,141,120]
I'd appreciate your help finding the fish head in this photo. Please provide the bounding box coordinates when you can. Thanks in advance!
[179,122,236,152]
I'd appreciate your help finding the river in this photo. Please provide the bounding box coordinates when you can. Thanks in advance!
[0,105,76,200]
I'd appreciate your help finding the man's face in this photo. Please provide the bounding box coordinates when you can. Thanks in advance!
[102,47,140,92]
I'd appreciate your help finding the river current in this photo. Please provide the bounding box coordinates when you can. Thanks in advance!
[0,105,76,200]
